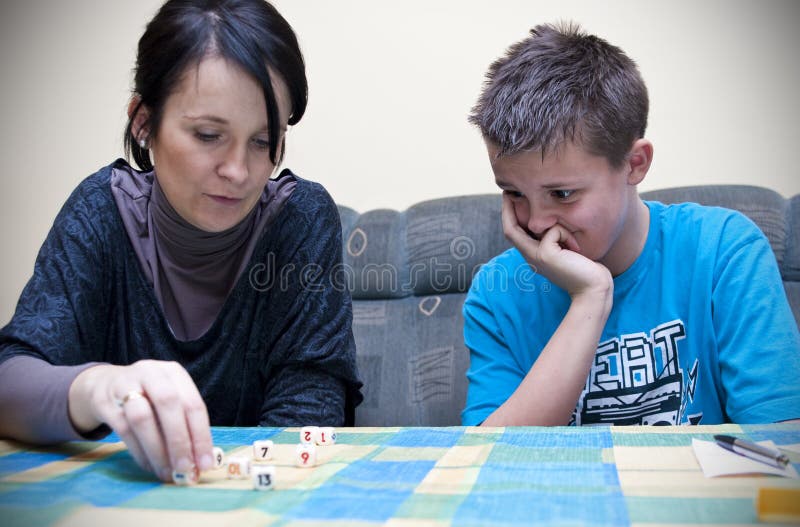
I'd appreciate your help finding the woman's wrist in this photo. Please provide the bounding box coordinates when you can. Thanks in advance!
[67,364,109,433]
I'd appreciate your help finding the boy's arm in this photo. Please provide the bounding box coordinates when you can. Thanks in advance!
[482,291,610,425]
[479,195,613,426]
[711,218,800,423]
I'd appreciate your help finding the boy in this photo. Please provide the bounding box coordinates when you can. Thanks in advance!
[461,22,800,426]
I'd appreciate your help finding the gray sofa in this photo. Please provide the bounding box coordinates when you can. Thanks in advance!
[337,185,800,427]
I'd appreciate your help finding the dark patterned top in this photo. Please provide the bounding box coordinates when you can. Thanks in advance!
[0,160,363,429]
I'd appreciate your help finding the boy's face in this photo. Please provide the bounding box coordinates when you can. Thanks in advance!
[489,140,642,270]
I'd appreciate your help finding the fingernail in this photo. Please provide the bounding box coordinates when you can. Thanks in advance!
[199,454,213,471]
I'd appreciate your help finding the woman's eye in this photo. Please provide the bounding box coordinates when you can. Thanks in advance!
[552,189,575,200]
[251,137,270,150]
[195,132,220,143]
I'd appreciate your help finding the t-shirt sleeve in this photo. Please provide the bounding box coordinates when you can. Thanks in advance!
[461,261,526,426]
[0,178,111,442]
[712,214,800,423]
[257,182,363,427]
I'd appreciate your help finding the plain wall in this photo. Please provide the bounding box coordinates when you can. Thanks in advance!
[1,0,799,325]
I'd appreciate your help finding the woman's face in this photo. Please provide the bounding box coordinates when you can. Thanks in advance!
[146,56,292,232]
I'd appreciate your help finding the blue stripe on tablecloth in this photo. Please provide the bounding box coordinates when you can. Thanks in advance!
[281,460,437,521]
[453,488,629,526]
[451,426,627,525]
[0,451,158,507]
[498,426,613,448]
[742,428,800,445]
[210,427,282,445]
[99,427,285,446]
[331,459,437,485]
[282,484,414,522]
[474,462,620,488]
[384,428,464,447]
[0,451,70,478]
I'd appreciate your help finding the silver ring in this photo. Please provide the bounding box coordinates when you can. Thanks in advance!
[116,390,146,408]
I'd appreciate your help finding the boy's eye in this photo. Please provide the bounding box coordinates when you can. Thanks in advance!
[551,189,575,200]
[504,190,525,199]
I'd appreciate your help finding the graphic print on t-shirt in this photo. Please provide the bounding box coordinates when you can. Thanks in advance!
[570,319,701,425]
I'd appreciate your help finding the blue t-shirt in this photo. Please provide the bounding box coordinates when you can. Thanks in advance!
[462,200,800,426]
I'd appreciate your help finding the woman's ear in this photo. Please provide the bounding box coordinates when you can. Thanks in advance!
[626,139,653,186]
[128,96,151,145]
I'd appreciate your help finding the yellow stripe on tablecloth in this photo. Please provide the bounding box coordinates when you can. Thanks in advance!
[434,445,494,468]
[226,443,377,465]
[0,440,24,456]
[2,443,127,483]
[55,506,277,527]
[463,426,504,434]
[198,461,349,491]
[613,446,700,471]
[618,468,800,498]
[414,467,481,495]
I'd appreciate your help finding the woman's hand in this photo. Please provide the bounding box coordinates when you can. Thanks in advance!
[68,360,214,482]
[501,194,613,306]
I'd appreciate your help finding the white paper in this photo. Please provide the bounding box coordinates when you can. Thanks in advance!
[691,438,798,478]
[778,443,800,455]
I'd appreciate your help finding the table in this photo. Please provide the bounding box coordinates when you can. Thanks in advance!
[1,424,798,526]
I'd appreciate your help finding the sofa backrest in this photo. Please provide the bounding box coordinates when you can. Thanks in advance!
[338,185,800,426]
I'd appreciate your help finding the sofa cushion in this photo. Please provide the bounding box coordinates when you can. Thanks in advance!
[338,196,510,299]
[352,294,469,426]
[640,185,787,268]
[784,195,800,281]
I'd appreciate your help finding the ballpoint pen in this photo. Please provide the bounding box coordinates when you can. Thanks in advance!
[713,434,790,469]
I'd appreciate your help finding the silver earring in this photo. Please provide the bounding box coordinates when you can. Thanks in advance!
[138,139,147,149]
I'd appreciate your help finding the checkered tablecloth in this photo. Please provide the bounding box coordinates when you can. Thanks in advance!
[1,424,798,526]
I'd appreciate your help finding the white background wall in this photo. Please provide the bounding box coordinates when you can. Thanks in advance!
[1,0,799,324]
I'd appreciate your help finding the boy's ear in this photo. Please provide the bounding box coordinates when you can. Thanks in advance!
[127,96,151,143]
[626,139,653,185]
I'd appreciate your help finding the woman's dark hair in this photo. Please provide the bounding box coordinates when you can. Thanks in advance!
[470,22,648,169]
[124,0,307,171]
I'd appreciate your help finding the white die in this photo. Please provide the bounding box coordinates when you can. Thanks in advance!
[253,440,274,461]
[300,426,319,445]
[172,465,199,485]
[226,455,250,479]
[316,427,336,446]
[251,465,276,491]
[212,446,225,469]
[295,443,317,468]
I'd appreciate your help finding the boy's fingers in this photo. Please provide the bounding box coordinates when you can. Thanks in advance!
[501,195,539,253]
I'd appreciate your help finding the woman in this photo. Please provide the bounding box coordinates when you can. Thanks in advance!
[0,0,362,482]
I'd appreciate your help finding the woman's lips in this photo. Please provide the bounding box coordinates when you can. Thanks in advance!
[207,194,242,206]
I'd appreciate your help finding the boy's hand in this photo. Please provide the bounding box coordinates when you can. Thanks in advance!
[501,194,613,302]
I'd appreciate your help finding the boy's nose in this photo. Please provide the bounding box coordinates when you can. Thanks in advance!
[527,206,557,238]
